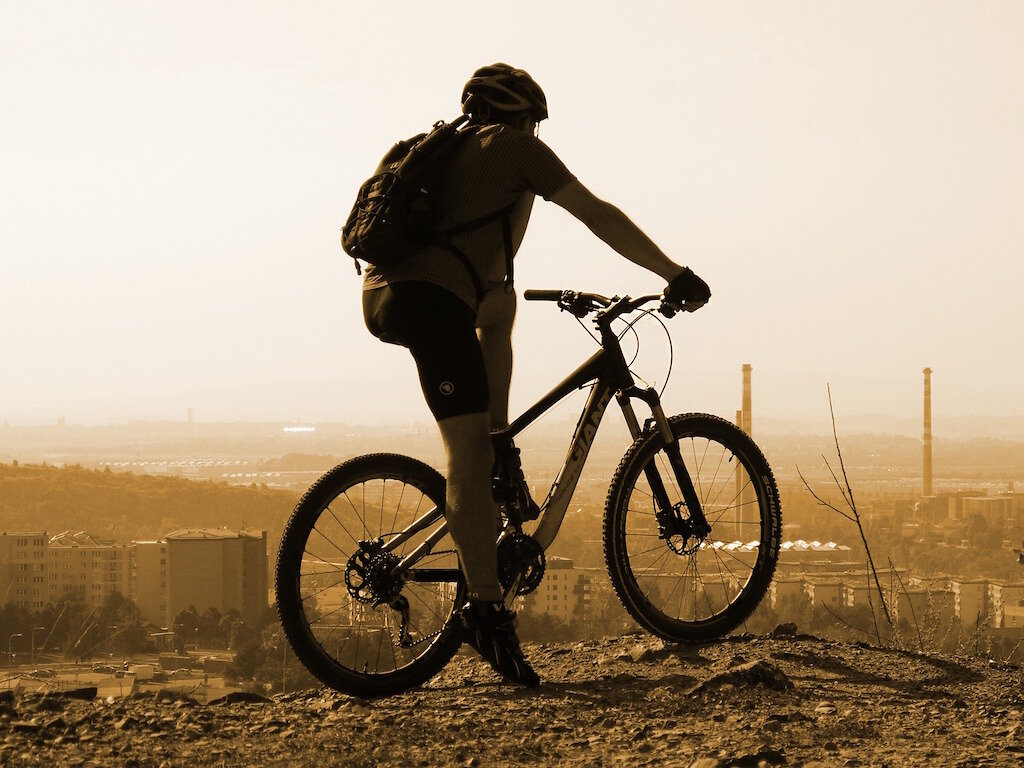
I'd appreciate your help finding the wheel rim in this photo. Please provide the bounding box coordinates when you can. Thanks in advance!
[621,434,767,627]
[291,470,463,678]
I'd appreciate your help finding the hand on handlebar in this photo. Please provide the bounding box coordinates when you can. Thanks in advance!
[661,267,711,317]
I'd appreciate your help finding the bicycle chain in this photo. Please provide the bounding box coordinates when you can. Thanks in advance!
[389,549,459,648]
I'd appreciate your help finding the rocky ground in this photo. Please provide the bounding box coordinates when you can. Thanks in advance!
[2,628,1023,767]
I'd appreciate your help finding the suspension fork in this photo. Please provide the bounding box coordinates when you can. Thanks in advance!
[617,389,711,538]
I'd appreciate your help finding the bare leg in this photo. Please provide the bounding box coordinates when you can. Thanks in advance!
[476,288,517,429]
[437,411,502,603]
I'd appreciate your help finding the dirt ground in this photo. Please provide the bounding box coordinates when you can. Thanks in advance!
[2,630,1023,767]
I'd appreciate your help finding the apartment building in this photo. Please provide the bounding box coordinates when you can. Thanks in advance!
[165,529,268,624]
[804,580,843,609]
[47,531,131,607]
[988,582,1024,629]
[522,556,591,621]
[132,540,168,627]
[0,532,48,608]
[950,580,987,628]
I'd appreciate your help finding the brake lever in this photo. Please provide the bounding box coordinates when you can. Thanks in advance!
[560,294,595,318]
[658,300,679,318]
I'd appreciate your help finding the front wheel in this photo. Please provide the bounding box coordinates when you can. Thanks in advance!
[604,414,781,643]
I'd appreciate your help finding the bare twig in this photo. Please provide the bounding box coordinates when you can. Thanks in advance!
[888,557,924,652]
[796,466,856,523]
[826,385,891,628]
[819,600,876,640]
[797,384,892,644]
[864,558,883,646]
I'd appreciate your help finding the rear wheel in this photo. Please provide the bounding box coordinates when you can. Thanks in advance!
[604,414,781,642]
[276,453,465,697]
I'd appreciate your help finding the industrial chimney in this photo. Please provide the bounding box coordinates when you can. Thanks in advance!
[734,365,754,541]
[923,367,933,496]
[742,364,752,437]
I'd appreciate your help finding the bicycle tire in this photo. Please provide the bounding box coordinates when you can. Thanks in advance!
[276,453,465,697]
[603,414,781,642]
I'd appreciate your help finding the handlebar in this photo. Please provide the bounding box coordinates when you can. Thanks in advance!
[522,289,564,302]
[524,288,673,321]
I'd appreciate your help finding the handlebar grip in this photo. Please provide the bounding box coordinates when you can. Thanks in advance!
[523,289,564,301]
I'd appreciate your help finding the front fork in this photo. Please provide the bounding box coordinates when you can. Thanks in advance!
[617,389,712,541]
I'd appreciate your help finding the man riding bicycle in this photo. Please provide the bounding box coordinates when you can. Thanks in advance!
[361,63,711,686]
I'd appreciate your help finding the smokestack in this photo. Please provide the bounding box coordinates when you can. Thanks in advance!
[923,367,933,496]
[742,364,752,437]
[734,366,754,543]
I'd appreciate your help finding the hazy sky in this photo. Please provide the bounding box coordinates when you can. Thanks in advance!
[2,1,1022,426]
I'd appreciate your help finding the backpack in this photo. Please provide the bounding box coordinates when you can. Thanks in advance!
[341,115,515,298]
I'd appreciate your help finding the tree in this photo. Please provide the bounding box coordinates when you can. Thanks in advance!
[171,606,200,653]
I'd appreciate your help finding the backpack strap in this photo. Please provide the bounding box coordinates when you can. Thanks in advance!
[437,201,517,300]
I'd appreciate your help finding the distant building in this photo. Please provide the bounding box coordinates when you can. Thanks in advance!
[950,580,988,628]
[804,580,842,608]
[0,532,48,608]
[771,577,805,608]
[842,582,873,609]
[1003,604,1024,630]
[962,496,1014,525]
[132,541,168,627]
[47,531,131,607]
[988,582,1024,629]
[165,529,268,624]
[522,556,591,621]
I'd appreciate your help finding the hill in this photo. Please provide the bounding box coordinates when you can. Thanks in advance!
[0,462,298,545]
[1,631,1020,766]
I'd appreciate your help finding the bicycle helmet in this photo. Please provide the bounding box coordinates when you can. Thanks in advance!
[461,63,548,122]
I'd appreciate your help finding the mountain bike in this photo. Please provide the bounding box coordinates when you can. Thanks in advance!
[276,289,781,697]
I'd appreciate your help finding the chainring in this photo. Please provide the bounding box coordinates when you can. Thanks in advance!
[497,533,545,595]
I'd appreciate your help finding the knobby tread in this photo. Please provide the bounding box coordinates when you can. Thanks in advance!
[275,453,465,698]
[602,413,782,643]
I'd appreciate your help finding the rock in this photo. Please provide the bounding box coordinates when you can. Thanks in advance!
[718,747,787,767]
[11,720,43,733]
[770,623,798,637]
[814,702,837,715]
[688,660,793,696]
[689,759,719,768]
[32,697,64,713]
[209,691,272,706]
[115,716,137,730]
[58,687,98,701]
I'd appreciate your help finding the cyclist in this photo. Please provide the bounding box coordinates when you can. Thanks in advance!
[362,63,711,686]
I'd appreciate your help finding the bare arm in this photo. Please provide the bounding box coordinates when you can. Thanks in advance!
[550,179,684,281]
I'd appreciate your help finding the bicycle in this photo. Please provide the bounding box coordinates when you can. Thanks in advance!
[276,288,782,697]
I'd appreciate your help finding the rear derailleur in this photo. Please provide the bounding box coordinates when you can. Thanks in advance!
[343,538,422,648]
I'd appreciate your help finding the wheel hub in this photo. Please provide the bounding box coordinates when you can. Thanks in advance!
[345,540,402,604]
[659,502,710,555]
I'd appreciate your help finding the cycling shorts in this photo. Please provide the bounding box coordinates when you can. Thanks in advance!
[363,281,489,421]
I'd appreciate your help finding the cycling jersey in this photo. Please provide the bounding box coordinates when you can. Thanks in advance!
[362,124,575,310]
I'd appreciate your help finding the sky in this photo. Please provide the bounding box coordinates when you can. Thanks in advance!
[2,1,1022,428]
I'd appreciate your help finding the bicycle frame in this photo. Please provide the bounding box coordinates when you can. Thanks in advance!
[384,296,708,590]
